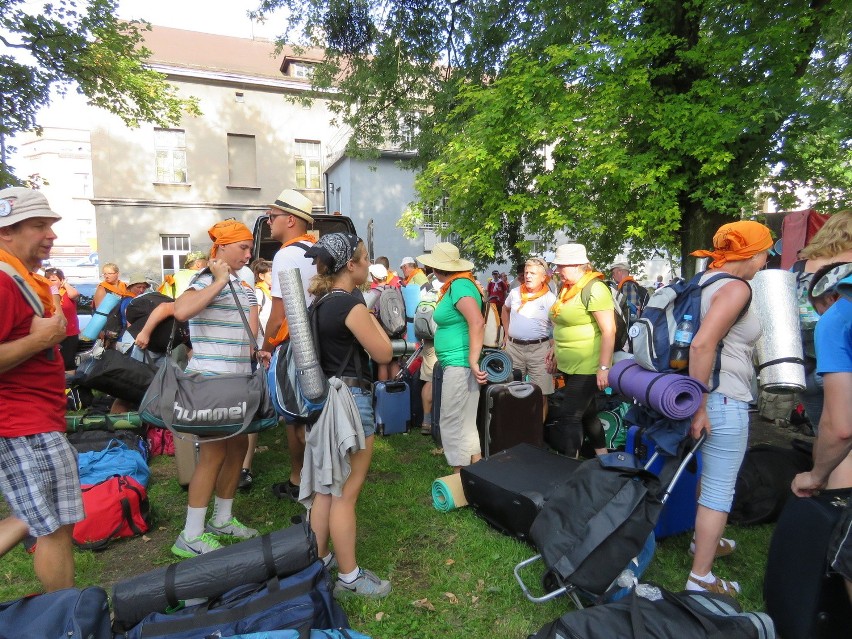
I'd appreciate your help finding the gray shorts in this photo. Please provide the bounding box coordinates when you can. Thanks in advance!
[0,432,84,537]
[505,339,555,394]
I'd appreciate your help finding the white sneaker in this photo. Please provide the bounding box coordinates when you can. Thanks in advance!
[205,517,258,539]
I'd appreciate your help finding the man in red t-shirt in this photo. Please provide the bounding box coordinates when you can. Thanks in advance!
[486,269,508,311]
[0,187,83,592]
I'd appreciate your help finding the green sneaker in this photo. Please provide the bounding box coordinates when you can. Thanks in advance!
[171,532,222,558]
[205,517,259,539]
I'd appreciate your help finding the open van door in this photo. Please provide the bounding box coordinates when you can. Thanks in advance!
[252,212,359,262]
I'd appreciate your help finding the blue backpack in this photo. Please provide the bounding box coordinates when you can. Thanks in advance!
[628,271,750,379]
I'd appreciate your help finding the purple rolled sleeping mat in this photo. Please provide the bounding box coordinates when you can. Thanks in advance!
[608,359,706,421]
[111,518,316,632]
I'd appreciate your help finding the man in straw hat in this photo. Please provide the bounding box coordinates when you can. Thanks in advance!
[0,187,83,591]
[260,189,318,503]
[417,242,487,471]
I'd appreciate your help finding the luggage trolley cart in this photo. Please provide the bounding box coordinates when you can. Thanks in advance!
[514,434,706,609]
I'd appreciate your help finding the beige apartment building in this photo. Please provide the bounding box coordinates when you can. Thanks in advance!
[85,26,344,278]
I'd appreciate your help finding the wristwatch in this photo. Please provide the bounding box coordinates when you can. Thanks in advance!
[598,365,610,371]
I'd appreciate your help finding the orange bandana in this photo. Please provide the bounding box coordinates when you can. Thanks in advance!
[518,284,550,310]
[437,272,482,303]
[403,267,424,286]
[281,233,315,249]
[208,220,253,258]
[617,275,637,290]
[99,280,131,298]
[0,248,55,315]
[256,280,271,299]
[551,271,604,319]
[158,274,176,298]
[690,220,773,268]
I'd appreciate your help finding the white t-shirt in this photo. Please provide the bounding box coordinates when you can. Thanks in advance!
[504,286,557,341]
[270,241,316,305]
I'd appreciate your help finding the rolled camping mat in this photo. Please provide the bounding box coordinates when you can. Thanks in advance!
[751,270,805,393]
[609,359,706,420]
[279,268,326,401]
[432,473,468,512]
[81,292,120,340]
[480,348,513,383]
[111,520,316,631]
[403,282,421,344]
[65,412,142,432]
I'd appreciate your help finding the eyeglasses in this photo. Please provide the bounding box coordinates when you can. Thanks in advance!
[267,211,290,224]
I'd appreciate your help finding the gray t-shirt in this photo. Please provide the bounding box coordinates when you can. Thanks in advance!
[699,273,762,402]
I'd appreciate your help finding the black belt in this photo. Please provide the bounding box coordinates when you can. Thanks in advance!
[340,376,372,392]
[508,336,549,346]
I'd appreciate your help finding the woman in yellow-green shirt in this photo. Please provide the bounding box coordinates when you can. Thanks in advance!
[545,244,616,456]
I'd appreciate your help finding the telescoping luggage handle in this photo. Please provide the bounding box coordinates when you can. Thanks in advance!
[513,434,706,604]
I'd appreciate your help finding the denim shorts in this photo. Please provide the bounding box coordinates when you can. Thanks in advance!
[349,387,376,438]
[699,392,750,513]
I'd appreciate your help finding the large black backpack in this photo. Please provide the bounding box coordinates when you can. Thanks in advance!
[125,292,190,352]
[728,440,813,526]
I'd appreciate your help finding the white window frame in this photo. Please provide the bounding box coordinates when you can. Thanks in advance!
[295,140,322,190]
[291,62,314,78]
[154,128,188,184]
[160,234,191,278]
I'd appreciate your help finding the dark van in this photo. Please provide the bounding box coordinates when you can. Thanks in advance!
[252,212,358,262]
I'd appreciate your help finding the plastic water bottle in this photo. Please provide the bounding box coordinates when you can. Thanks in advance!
[669,314,694,370]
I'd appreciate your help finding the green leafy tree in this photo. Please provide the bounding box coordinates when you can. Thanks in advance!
[0,0,199,185]
[256,0,851,270]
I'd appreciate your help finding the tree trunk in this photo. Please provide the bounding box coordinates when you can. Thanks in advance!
[679,203,733,278]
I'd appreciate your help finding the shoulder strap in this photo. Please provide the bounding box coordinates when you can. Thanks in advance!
[0,263,45,317]
[292,241,311,252]
[579,279,599,310]
[227,280,257,354]
[310,291,358,380]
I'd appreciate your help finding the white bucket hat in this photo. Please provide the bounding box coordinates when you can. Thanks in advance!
[552,243,590,266]
[417,242,474,272]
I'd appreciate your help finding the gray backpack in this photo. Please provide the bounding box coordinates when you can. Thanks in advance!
[376,285,407,338]
[413,280,439,341]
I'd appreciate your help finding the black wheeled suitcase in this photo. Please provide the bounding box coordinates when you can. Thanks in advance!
[460,443,582,542]
[477,381,544,457]
[431,362,444,446]
[764,488,852,639]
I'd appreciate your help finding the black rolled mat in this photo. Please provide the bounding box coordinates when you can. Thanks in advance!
[111,518,316,632]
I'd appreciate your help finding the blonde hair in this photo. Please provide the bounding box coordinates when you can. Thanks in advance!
[308,241,368,297]
[799,211,852,260]
[102,262,119,275]
[524,257,548,273]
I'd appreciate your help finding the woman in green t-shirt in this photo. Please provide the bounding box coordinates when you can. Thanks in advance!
[545,244,616,457]
[417,243,488,471]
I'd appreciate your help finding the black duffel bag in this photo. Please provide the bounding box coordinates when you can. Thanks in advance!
[73,348,157,404]
[529,588,775,639]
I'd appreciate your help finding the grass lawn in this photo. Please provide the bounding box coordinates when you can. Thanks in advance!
[0,428,774,639]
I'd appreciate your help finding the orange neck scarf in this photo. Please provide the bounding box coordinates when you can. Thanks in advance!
[519,284,550,310]
[281,233,315,249]
[158,274,176,297]
[0,248,55,315]
[100,280,131,297]
[437,272,481,302]
[551,271,603,318]
[403,268,424,286]
[256,280,271,299]
[617,275,637,290]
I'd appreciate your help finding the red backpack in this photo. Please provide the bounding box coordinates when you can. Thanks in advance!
[73,476,151,550]
[146,425,175,456]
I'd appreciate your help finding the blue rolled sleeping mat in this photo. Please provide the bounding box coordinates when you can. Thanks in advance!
[111,518,316,632]
[81,291,121,340]
[480,348,513,383]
